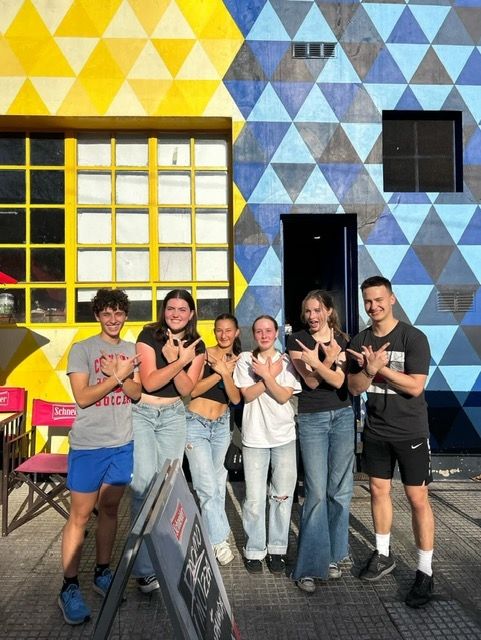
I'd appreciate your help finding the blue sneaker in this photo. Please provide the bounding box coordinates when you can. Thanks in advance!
[93,568,113,597]
[58,584,91,625]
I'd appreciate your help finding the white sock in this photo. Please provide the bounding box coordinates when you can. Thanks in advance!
[417,548,433,576]
[375,533,391,557]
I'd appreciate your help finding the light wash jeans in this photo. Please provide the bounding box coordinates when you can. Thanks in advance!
[130,399,186,578]
[242,440,297,560]
[293,406,355,580]
[185,409,231,546]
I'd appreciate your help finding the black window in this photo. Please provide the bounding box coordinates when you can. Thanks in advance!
[382,111,462,192]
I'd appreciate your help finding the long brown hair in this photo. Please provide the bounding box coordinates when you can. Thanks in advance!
[301,290,349,341]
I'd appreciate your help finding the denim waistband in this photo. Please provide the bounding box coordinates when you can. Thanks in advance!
[186,408,230,425]
[134,398,184,415]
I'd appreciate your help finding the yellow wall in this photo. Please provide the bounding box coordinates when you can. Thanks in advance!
[0,0,247,429]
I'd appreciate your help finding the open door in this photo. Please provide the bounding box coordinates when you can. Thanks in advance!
[281,213,358,338]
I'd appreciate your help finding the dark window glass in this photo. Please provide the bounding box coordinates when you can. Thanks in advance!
[30,133,65,166]
[0,288,25,322]
[197,296,230,320]
[0,209,26,243]
[30,248,64,281]
[383,111,461,193]
[0,133,25,165]
[126,299,152,322]
[30,208,64,244]
[31,288,66,322]
[0,170,26,203]
[0,248,25,280]
[30,170,65,204]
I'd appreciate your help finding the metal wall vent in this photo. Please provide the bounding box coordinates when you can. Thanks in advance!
[437,290,475,313]
[292,42,336,59]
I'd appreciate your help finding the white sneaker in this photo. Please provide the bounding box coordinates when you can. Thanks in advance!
[328,562,342,579]
[213,540,234,565]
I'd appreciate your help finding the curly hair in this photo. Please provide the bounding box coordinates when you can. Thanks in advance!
[92,288,129,316]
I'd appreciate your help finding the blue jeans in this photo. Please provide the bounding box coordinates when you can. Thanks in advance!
[242,440,297,560]
[185,409,231,546]
[130,399,186,578]
[293,406,355,580]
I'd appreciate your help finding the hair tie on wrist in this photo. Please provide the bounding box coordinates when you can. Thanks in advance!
[362,368,375,379]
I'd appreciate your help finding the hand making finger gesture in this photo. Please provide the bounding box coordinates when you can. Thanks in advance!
[177,337,202,366]
[162,329,180,363]
[295,338,321,371]
[319,329,342,363]
[347,342,390,375]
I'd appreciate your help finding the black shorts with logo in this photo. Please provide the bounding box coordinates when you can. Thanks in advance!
[362,434,432,486]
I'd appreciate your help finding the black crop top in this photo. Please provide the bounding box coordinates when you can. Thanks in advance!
[197,362,230,404]
[137,326,206,398]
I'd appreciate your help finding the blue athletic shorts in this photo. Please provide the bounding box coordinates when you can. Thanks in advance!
[67,441,134,493]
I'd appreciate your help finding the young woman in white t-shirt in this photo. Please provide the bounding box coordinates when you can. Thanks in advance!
[233,315,301,575]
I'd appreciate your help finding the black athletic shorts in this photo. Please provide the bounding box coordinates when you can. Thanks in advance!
[362,434,432,486]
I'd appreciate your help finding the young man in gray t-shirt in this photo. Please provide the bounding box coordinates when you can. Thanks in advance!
[58,289,141,626]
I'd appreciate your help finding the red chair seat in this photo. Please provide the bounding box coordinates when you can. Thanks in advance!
[15,453,67,475]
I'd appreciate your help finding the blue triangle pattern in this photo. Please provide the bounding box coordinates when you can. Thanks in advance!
[319,83,362,120]
[392,248,434,285]
[247,83,292,122]
[457,48,481,85]
[365,245,409,281]
[365,210,409,244]
[271,124,317,164]
[271,82,316,120]
[440,329,481,365]
[233,161,269,201]
[234,244,270,282]
[224,80,268,119]
[247,41,291,78]
[246,122,291,164]
[247,2,291,41]
[464,129,481,164]
[293,3,337,41]
[222,0,267,36]
[387,7,430,44]
[249,165,292,204]
[395,86,423,110]
[318,163,362,201]
[390,284,434,323]
[459,208,481,245]
[250,246,282,286]
[438,248,479,285]
[250,204,288,243]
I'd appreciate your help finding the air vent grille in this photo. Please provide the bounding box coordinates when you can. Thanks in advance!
[437,290,475,313]
[292,42,336,59]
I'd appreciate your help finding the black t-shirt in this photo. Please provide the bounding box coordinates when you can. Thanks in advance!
[287,329,351,413]
[197,362,229,405]
[348,321,430,441]
[137,326,205,398]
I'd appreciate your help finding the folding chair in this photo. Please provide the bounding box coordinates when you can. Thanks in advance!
[1,387,27,508]
[2,398,75,536]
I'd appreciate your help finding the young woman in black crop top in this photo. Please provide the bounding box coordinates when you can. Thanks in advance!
[185,313,241,566]
[131,289,205,593]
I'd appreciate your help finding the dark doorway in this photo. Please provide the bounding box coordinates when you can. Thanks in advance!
[281,214,358,338]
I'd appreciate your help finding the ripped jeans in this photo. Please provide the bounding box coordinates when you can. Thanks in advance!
[242,440,297,560]
[185,409,231,546]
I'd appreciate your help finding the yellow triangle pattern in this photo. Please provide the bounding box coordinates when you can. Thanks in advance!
[1,0,243,117]
[1,0,246,425]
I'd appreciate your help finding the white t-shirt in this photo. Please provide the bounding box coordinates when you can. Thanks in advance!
[233,350,301,448]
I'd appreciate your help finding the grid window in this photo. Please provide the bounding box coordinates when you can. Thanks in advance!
[0,132,66,323]
[382,111,462,192]
[0,131,232,325]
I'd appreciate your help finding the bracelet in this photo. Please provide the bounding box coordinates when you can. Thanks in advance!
[362,368,375,379]
[114,373,124,387]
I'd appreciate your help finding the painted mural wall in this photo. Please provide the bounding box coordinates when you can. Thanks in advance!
[0,0,480,452]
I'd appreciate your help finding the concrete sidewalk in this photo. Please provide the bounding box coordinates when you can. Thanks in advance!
[1,479,481,639]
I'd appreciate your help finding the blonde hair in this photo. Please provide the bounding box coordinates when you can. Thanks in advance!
[301,290,348,340]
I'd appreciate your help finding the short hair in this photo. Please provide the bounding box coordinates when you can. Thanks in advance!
[360,276,392,293]
[91,288,129,316]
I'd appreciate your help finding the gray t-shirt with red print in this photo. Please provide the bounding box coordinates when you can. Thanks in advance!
[67,334,136,449]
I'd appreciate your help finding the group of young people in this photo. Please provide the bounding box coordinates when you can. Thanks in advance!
[58,276,435,626]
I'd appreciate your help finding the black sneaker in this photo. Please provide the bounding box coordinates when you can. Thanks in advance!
[359,550,396,582]
[244,558,263,574]
[266,554,286,575]
[405,570,434,608]
[136,575,160,594]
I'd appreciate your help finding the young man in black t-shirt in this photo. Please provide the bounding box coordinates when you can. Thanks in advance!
[347,276,434,608]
